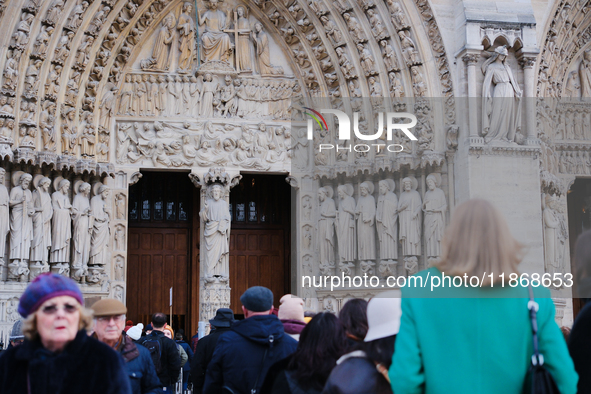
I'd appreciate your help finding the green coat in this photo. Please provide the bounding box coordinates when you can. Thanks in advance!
[389,267,578,394]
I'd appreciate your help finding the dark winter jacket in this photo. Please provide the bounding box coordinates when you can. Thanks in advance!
[137,330,181,387]
[203,315,298,394]
[191,326,232,394]
[0,329,131,394]
[322,351,392,394]
[260,355,322,394]
[120,334,163,394]
[190,334,199,353]
[569,301,591,394]
[176,340,194,373]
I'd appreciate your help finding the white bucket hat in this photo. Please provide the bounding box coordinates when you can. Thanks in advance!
[364,295,402,342]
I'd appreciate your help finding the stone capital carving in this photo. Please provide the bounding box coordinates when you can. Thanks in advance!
[128,171,142,186]
[190,168,242,190]
[518,56,536,69]
[462,53,480,66]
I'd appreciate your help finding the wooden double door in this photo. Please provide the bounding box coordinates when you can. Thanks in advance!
[126,172,291,334]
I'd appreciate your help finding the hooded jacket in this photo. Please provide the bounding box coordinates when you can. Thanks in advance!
[203,315,298,394]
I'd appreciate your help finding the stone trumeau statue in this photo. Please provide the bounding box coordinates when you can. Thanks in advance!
[200,183,230,278]
[50,178,72,275]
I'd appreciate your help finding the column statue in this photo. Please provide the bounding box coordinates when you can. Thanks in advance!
[89,184,110,268]
[398,177,421,273]
[50,178,72,275]
[200,184,230,278]
[71,182,92,281]
[0,169,9,267]
[423,173,446,262]
[355,182,376,274]
[318,186,336,274]
[376,179,398,276]
[30,176,53,279]
[8,172,33,281]
[336,184,356,274]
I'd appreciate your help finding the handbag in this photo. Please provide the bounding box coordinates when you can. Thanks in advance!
[523,285,560,394]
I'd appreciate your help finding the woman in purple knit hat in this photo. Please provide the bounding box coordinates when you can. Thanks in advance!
[0,273,131,394]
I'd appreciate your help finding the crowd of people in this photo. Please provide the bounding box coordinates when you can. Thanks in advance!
[0,199,590,394]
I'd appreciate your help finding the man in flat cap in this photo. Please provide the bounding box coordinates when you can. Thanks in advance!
[203,286,298,394]
[92,299,162,394]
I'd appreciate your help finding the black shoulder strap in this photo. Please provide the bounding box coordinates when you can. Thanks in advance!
[251,335,274,394]
[527,285,543,366]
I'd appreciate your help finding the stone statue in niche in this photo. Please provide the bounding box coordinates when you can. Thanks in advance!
[542,194,566,277]
[318,186,336,273]
[115,255,124,281]
[115,225,125,251]
[81,113,96,157]
[386,0,410,30]
[30,176,53,279]
[398,31,420,66]
[355,182,376,271]
[3,50,20,92]
[99,84,118,130]
[114,285,123,302]
[423,173,446,263]
[31,26,54,59]
[45,0,65,26]
[71,182,91,281]
[141,13,176,71]
[381,40,398,71]
[51,179,71,275]
[8,172,34,282]
[343,13,366,43]
[321,16,343,45]
[481,46,522,143]
[61,107,78,154]
[11,12,34,49]
[411,66,426,96]
[580,49,591,98]
[336,184,356,271]
[66,0,89,31]
[358,43,376,76]
[115,193,126,220]
[252,23,284,75]
[0,169,9,266]
[178,2,196,72]
[398,177,421,273]
[198,0,232,63]
[376,179,398,276]
[367,9,387,40]
[200,184,230,278]
[40,101,56,151]
[89,184,111,267]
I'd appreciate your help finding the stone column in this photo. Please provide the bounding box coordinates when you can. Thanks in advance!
[520,55,539,145]
[462,53,481,142]
[190,167,241,322]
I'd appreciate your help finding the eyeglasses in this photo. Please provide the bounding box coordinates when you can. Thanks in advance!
[97,315,125,323]
[40,303,79,315]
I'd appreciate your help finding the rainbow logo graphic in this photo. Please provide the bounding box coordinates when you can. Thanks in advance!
[303,107,328,132]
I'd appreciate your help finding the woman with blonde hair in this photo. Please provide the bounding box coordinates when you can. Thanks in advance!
[389,199,578,394]
[0,273,130,393]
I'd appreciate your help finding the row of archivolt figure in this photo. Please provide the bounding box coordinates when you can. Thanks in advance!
[310,173,446,278]
[0,169,113,284]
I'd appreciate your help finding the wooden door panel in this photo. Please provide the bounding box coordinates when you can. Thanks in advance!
[229,229,286,315]
[127,227,189,328]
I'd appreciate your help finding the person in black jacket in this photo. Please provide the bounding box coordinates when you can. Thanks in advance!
[137,313,181,392]
[569,230,591,394]
[203,286,298,394]
[0,273,131,394]
[261,312,347,394]
[190,308,235,394]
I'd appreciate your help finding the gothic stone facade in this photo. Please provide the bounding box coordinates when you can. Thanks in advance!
[0,0,587,337]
